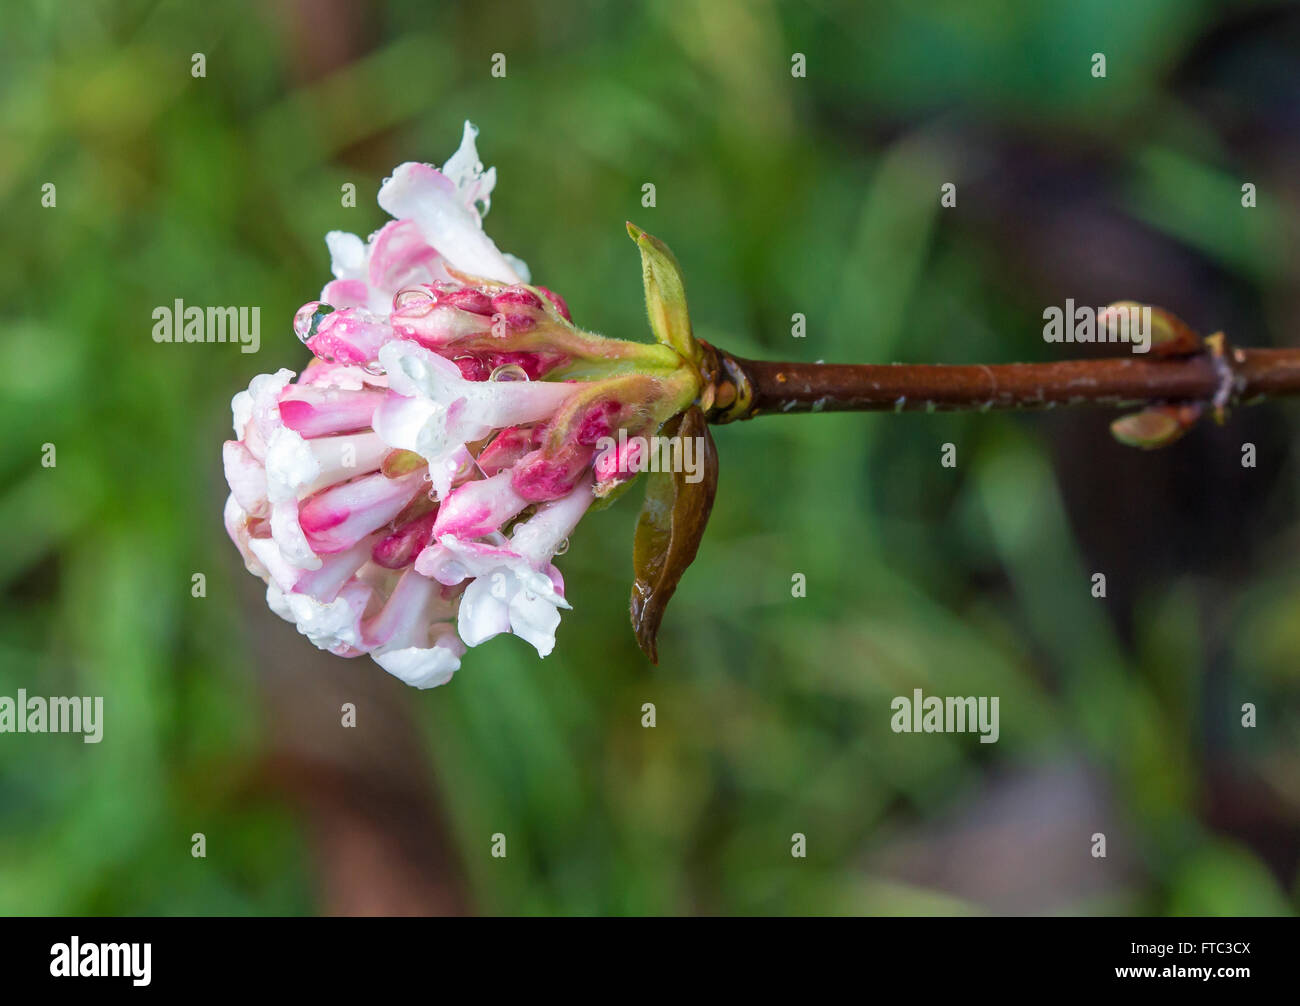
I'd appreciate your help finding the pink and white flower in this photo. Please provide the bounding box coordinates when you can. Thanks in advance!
[222,122,702,687]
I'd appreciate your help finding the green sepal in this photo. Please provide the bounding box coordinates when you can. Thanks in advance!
[626,222,699,365]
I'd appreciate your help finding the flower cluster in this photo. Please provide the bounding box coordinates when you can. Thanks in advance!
[223,123,699,687]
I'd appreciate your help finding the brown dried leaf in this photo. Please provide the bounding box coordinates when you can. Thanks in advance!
[629,406,718,663]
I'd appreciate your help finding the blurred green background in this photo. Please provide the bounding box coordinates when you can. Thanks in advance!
[2,0,1298,915]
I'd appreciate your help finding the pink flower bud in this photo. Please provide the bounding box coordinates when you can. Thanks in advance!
[439,287,494,315]
[593,439,646,484]
[535,286,572,322]
[451,355,491,381]
[476,425,536,476]
[490,287,544,332]
[510,445,596,502]
[391,302,495,349]
[304,308,391,367]
[371,510,439,569]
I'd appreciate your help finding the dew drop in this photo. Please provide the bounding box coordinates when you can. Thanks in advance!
[553,537,570,556]
[393,286,436,316]
[293,301,334,343]
[489,363,529,382]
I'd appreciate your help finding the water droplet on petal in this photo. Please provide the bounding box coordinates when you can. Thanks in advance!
[293,301,335,343]
[363,360,386,376]
[489,363,529,382]
[401,358,428,382]
[553,537,569,556]
[393,286,436,316]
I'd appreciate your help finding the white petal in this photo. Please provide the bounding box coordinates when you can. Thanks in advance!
[378,339,463,398]
[283,580,372,653]
[246,369,296,432]
[291,431,390,499]
[508,588,562,657]
[372,391,442,453]
[457,576,512,647]
[223,441,269,515]
[248,535,305,594]
[378,340,571,430]
[266,583,295,623]
[440,121,497,217]
[374,627,465,689]
[225,494,269,579]
[231,389,253,437]
[264,425,321,504]
[326,230,368,280]
[503,254,531,283]
[270,500,322,571]
[377,161,522,284]
[510,482,594,566]
[435,536,528,580]
[293,534,380,602]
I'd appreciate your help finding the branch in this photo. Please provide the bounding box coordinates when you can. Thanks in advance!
[698,340,1300,427]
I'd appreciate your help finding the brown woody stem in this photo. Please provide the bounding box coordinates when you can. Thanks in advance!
[696,340,1300,423]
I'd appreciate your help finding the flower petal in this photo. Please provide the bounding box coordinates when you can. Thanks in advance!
[367,219,441,299]
[457,575,512,647]
[281,579,375,656]
[223,441,269,515]
[278,386,386,439]
[297,470,423,554]
[270,499,322,570]
[325,230,367,281]
[510,482,594,565]
[292,535,382,602]
[433,470,529,539]
[379,340,573,432]
[508,586,563,657]
[441,121,497,218]
[378,160,522,285]
[374,626,464,689]
[320,278,370,310]
[224,494,269,578]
